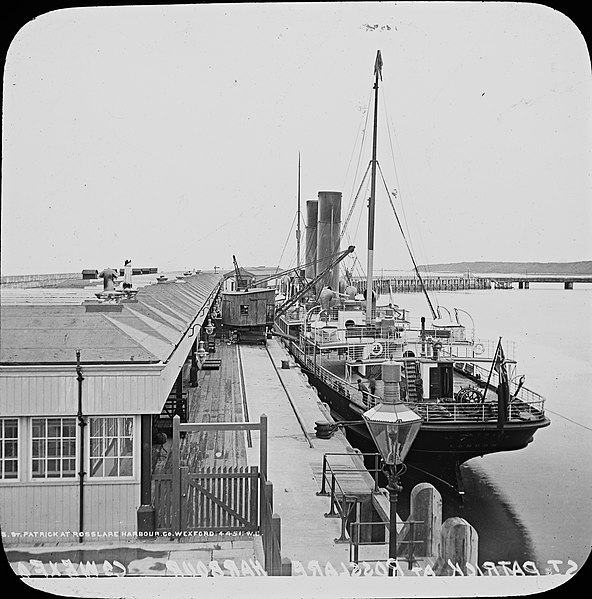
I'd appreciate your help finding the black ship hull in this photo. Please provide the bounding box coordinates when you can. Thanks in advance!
[297,358,550,496]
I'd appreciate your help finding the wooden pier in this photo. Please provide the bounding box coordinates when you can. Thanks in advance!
[488,274,592,289]
[351,273,592,293]
[351,275,490,294]
[152,341,247,476]
[151,337,381,569]
[150,335,481,574]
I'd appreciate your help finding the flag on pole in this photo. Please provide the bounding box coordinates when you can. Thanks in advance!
[493,338,509,386]
[374,50,383,80]
[493,338,510,427]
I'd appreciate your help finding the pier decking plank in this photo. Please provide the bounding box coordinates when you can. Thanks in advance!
[153,340,247,477]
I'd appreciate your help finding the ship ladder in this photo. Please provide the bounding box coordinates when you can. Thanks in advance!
[404,360,421,401]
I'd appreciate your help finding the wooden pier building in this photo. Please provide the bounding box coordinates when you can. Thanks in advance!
[0,272,223,543]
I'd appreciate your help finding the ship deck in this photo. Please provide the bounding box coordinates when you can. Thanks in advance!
[319,356,500,402]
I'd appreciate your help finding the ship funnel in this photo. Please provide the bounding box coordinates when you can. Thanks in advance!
[305,199,318,279]
[316,191,342,294]
[381,362,401,404]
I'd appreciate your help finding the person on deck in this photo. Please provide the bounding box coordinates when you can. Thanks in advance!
[357,379,369,403]
[367,376,377,396]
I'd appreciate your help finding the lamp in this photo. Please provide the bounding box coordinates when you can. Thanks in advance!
[204,318,215,336]
[197,341,208,363]
[362,362,422,576]
[188,319,215,386]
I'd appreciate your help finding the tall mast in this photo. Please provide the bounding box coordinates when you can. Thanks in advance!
[366,50,382,323]
[296,152,301,270]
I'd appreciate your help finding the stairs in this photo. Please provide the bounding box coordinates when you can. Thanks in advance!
[404,360,422,401]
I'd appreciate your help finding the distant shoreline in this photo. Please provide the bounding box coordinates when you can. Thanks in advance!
[417,261,592,276]
[2,261,592,281]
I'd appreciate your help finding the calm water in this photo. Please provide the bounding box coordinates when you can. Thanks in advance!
[379,283,592,572]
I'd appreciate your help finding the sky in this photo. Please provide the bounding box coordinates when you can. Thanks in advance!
[1,2,591,276]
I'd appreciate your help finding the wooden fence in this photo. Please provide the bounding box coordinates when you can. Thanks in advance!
[152,415,289,575]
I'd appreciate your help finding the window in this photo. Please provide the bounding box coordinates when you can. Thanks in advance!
[240,304,249,315]
[89,417,133,478]
[31,418,76,479]
[0,419,18,480]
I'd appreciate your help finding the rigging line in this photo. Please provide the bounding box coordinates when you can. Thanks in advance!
[298,249,355,274]
[337,162,369,278]
[543,408,592,433]
[338,174,369,283]
[352,253,365,279]
[339,161,372,244]
[192,206,264,243]
[349,175,371,280]
[378,162,438,319]
[382,84,441,307]
[348,88,373,193]
[342,88,373,231]
[337,218,362,282]
[351,178,368,248]
[382,84,436,288]
[381,83,416,260]
[341,203,366,281]
[276,211,297,271]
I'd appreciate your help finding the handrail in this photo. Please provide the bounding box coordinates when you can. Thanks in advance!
[302,317,515,362]
[349,519,424,567]
[317,452,383,543]
[452,355,545,406]
[317,452,382,496]
[290,342,546,422]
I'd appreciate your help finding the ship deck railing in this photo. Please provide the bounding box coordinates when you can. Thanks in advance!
[405,397,546,423]
[303,329,515,364]
[448,349,545,409]
[288,341,546,424]
[283,303,519,361]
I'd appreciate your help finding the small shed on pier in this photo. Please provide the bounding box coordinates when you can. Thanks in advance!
[220,288,275,343]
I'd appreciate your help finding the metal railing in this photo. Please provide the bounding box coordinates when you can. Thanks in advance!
[349,519,424,567]
[292,343,383,408]
[404,398,545,422]
[302,310,515,363]
[315,452,424,566]
[316,452,382,543]
[453,355,546,413]
[290,341,546,423]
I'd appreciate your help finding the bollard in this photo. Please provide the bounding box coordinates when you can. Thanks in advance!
[315,420,334,439]
[436,517,479,575]
[409,482,442,558]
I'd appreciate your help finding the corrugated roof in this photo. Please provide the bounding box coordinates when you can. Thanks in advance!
[0,272,222,365]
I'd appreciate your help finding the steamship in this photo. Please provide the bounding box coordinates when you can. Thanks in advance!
[274,51,550,494]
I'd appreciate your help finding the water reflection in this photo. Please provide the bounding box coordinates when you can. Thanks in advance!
[456,460,535,565]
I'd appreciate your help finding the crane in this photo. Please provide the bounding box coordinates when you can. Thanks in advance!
[275,245,356,317]
[232,255,248,291]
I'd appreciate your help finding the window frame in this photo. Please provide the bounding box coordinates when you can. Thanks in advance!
[0,418,20,482]
[29,416,78,481]
[87,415,136,481]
